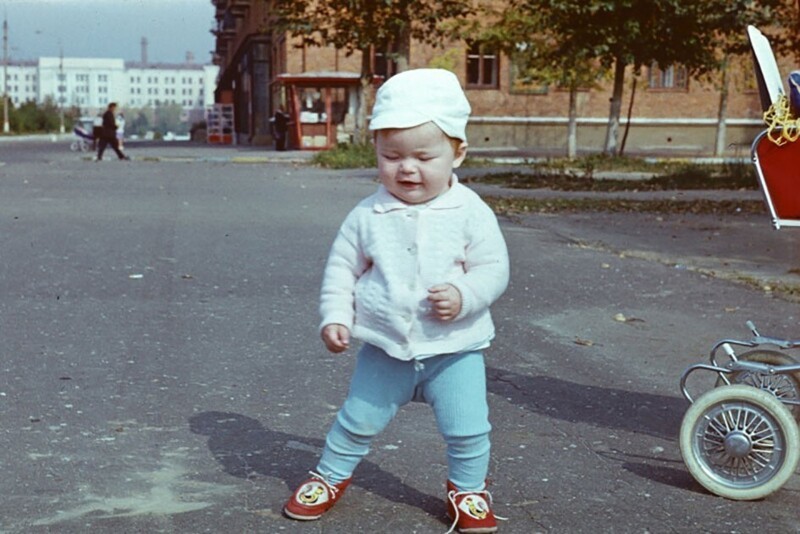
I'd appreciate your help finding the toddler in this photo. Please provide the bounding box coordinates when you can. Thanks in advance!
[283,68,510,533]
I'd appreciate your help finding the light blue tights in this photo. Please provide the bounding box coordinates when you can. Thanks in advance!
[317,343,491,491]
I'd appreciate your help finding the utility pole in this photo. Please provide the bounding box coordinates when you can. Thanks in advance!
[58,44,64,133]
[3,15,9,134]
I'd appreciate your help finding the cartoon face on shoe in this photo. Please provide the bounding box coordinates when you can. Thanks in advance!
[376,122,467,205]
[460,495,489,519]
[297,482,328,504]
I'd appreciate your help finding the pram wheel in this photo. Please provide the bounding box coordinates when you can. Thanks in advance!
[715,350,800,420]
[70,139,89,152]
[680,385,799,500]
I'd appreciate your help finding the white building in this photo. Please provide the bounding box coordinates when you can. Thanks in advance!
[1,60,38,106]
[2,56,218,116]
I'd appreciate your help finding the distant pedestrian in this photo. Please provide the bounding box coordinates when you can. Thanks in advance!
[96,102,129,161]
[116,112,126,149]
[282,69,510,533]
[92,113,103,151]
[272,108,290,151]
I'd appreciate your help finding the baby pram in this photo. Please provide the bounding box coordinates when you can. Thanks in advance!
[70,117,95,152]
[677,25,800,501]
[749,26,800,229]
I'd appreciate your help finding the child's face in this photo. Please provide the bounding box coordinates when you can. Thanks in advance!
[375,122,467,204]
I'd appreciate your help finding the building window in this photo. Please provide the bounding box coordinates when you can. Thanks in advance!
[648,63,688,90]
[466,43,499,88]
[373,44,398,79]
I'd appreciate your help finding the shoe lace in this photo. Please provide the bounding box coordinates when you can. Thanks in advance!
[307,470,340,498]
[445,488,507,534]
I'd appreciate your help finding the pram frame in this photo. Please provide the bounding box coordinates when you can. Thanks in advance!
[751,128,800,229]
[675,26,800,502]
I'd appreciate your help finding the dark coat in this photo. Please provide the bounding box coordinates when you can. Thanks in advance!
[101,110,117,140]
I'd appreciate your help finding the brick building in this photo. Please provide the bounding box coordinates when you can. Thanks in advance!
[211,0,795,155]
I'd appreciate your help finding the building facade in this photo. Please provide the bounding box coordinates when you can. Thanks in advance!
[210,0,791,155]
[1,60,38,106]
[2,56,218,120]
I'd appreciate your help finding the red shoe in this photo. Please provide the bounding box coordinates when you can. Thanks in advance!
[283,472,352,521]
[446,480,499,533]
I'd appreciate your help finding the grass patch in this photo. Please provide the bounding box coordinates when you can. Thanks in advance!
[467,154,758,191]
[312,142,376,169]
[469,163,757,191]
[483,196,767,216]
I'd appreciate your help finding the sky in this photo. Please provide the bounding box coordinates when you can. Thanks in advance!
[3,0,216,64]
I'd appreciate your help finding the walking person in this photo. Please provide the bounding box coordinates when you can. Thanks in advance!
[96,102,129,161]
[282,69,510,533]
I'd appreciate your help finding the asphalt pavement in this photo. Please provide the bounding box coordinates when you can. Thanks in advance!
[0,138,799,533]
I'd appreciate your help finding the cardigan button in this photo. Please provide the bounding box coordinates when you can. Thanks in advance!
[407,245,417,254]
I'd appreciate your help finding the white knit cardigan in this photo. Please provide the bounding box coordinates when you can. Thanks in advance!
[319,175,510,360]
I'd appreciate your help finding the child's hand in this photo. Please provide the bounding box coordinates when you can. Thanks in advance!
[427,284,462,321]
[321,323,351,353]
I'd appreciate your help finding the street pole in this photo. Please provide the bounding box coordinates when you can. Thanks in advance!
[3,15,9,134]
[59,44,64,133]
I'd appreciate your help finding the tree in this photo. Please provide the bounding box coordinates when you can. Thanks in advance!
[153,103,185,135]
[695,1,795,156]
[10,97,61,133]
[128,108,153,138]
[505,0,787,155]
[272,0,474,143]
[459,4,608,159]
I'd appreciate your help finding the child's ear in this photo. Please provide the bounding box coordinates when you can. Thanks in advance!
[452,142,468,168]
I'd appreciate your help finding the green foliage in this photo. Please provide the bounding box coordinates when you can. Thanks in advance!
[312,142,377,169]
[273,0,474,56]
[128,108,153,137]
[469,0,792,155]
[153,103,186,135]
[427,48,461,72]
[2,96,65,133]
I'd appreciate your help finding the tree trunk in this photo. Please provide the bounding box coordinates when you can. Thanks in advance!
[355,48,372,145]
[714,58,730,158]
[603,58,626,155]
[567,86,578,160]
[620,77,637,156]
[395,23,411,73]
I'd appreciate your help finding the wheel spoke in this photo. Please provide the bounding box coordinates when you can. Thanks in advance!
[694,400,787,486]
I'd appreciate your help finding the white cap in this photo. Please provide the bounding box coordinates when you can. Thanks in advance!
[369,68,471,142]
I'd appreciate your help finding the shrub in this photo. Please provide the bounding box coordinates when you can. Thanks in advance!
[313,142,377,169]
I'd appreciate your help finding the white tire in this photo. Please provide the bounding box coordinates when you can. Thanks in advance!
[680,385,799,500]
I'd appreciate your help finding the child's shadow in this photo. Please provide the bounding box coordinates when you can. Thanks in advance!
[189,411,443,517]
